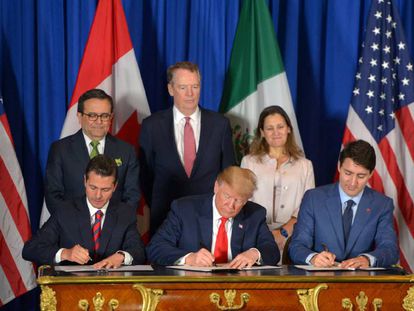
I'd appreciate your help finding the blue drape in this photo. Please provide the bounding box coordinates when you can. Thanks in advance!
[1,1,414,309]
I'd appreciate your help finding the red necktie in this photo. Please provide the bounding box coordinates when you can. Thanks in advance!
[92,210,103,258]
[214,217,228,263]
[183,117,196,177]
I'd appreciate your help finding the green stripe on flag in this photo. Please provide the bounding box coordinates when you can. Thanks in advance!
[220,0,285,112]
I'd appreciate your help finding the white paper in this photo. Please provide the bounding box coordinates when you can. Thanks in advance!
[54,265,154,272]
[295,265,385,271]
[166,265,281,272]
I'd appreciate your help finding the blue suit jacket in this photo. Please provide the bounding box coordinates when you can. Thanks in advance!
[45,130,140,213]
[146,194,280,266]
[139,107,235,235]
[289,183,399,267]
[22,197,146,265]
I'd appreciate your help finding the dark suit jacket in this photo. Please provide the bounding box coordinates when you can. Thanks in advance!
[45,129,139,213]
[139,107,235,235]
[23,198,146,265]
[289,183,399,267]
[146,194,280,265]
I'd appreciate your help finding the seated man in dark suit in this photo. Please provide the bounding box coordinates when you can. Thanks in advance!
[45,88,139,214]
[289,140,398,268]
[147,166,279,268]
[23,155,145,268]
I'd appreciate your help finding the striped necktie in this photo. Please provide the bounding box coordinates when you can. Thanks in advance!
[90,140,100,159]
[92,210,103,259]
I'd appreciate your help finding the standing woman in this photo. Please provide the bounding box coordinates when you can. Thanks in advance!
[241,106,314,256]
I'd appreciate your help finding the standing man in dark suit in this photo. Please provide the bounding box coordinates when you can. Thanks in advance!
[140,61,235,236]
[147,166,279,267]
[23,155,145,267]
[45,89,139,214]
[289,140,398,268]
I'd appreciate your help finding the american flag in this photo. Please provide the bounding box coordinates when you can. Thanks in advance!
[0,96,36,305]
[342,0,414,271]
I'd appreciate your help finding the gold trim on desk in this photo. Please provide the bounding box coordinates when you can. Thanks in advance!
[36,266,413,285]
[297,283,327,311]
[132,283,163,311]
[40,285,57,311]
[342,291,382,310]
[403,285,414,311]
[209,289,250,310]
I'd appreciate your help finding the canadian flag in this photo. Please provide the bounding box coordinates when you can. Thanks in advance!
[40,0,151,240]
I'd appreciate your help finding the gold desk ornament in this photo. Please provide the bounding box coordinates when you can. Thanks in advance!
[40,285,57,311]
[403,285,414,311]
[297,283,328,311]
[209,289,250,310]
[132,283,164,311]
[342,291,382,311]
[78,292,119,311]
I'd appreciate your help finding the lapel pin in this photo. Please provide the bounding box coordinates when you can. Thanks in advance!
[239,223,243,229]
[366,208,372,213]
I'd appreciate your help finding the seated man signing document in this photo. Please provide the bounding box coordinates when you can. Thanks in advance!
[289,140,398,268]
[23,155,145,268]
[146,166,279,268]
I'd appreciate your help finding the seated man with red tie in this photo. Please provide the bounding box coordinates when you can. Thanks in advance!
[23,155,145,268]
[146,166,279,268]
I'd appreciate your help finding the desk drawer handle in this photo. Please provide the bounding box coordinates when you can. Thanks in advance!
[209,289,250,310]
[78,292,119,311]
[342,291,382,311]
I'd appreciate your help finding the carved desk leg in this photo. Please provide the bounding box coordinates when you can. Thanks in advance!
[133,284,164,311]
[40,285,57,311]
[403,285,414,311]
[297,283,328,311]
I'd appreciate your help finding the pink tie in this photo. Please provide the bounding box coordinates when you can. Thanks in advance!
[183,117,196,177]
[214,217,228,263]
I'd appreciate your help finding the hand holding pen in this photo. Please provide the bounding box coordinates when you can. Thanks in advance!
[310,243,337,267]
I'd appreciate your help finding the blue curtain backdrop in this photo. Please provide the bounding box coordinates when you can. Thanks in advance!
[1,0,414,309]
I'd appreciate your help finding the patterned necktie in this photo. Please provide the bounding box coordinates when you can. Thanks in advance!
[183,117,196,177]
[90,140,100,159]
[92,210,104,258]
[214,217,228,263]
[343,199,355,244]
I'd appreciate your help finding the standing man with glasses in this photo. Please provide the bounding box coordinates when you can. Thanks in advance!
[45,88,139,214]
[289,140,398,268]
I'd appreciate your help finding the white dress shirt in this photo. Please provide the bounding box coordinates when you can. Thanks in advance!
[173,106,201,167]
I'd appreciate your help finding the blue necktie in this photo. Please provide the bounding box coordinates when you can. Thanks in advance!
[343,199,355,244]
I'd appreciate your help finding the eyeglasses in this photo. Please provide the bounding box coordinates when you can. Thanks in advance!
[82,112,112,122]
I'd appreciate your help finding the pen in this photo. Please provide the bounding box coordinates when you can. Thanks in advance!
[199,241,216,266]
[321,243,329,252]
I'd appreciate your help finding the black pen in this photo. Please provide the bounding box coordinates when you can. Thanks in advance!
[321,243,329,252]
[199,241,216,266]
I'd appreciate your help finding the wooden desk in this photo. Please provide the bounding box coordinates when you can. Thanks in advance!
[37,265,414,310]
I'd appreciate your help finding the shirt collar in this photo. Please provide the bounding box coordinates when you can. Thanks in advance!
[82,131,106,149]
[338,184,364,206]
[173,105,200,124]
[86,197,110,217]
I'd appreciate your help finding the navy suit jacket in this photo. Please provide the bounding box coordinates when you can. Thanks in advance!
[45,129,140,213]
[23,198,146,265]
[139,107,235,235]
[146,194,280,266]
[289,183,399,267]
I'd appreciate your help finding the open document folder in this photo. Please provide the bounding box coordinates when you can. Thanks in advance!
[54,265,154,272]
[166,265,281,272]
[294,265,386,271]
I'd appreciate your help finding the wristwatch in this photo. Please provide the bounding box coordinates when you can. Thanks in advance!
[279,227,289,238]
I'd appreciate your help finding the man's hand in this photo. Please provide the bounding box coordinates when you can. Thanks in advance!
[61,244,90,265]
[339,256,370,269]
[185,248,215,267]
[228,249,259,269]
[310,251,336,267]
[93,252,125,269]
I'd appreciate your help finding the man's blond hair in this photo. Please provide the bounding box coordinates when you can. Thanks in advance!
[217,166,257,198]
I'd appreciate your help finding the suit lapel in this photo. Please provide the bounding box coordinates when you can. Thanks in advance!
[191,109,209,176]
[163,109,188,177]
[99,202,117,254]
[197,197,213,250]
[326,186,346,252]
[77,199,94,251]
[231,209,246,258]
[71,130,90,168]
[345,189,373,255]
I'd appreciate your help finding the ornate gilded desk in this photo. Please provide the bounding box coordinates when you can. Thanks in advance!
[37,265,413,310]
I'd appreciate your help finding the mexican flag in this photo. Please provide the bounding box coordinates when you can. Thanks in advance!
[220,0,302,162]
